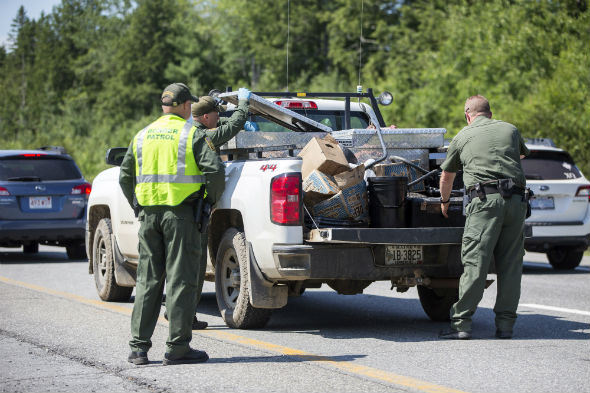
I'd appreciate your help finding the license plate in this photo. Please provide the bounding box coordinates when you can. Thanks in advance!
[385,245,423,265]
[530,196,554,210]
[29,196,52,209]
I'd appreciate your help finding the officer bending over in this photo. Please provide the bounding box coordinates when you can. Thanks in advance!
[119,83,225,365]
[162,87,252,329]
[438,95,529,340]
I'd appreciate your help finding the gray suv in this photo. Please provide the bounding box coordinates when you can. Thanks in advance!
[0,147,89,259]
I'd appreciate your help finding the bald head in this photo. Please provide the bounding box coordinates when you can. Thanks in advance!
[464,95,492,125]
[464,95,491,117]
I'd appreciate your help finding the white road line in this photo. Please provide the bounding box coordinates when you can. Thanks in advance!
[519,303,590,317]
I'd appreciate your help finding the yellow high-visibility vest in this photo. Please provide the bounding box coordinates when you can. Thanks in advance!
[132,115,204,206]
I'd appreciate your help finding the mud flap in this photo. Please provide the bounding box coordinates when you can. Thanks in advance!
[111,235,137,287]
[248,243,288,309]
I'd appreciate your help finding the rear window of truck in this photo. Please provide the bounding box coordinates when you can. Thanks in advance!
[222,110,371,132]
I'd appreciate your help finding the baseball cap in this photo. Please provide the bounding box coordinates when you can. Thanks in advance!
[191,96,227,117]
[161,83,199,106]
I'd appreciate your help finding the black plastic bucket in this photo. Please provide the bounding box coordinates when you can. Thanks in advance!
[368,176,408,228]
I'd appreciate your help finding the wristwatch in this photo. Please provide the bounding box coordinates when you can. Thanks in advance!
[440,197,450,204]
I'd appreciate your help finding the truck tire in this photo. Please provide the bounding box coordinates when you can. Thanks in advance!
[215,228,272,329]
[92,218,132,302]
[547,247,583,270]
[66,241,87,260]
[417,286,458,322]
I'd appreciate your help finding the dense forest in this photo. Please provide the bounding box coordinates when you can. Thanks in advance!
[1,0,588,180]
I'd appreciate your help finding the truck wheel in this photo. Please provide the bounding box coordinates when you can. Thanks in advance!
[92,218,132,302]
[417,286,458,322]
[23,243,39,254]
[215,228,272,329]
[547,247,583,270]
[66,241,87,260]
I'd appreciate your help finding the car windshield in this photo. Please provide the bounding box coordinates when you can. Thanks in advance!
[522,150,582,180]
[222,110,370,132]
[0,157,82,181]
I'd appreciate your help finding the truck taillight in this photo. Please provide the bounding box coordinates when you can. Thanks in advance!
[270,173,302,225]
[274,100,318,110]
[576,185,590,201]
[72,183,92,196]
[0,186,10,196]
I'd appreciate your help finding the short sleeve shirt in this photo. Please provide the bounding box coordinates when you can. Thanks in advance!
[441,116,529,189]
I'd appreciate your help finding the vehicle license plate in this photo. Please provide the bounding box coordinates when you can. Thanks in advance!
[530,196,554,210]
[29,196,52,209]
[385,245,423,265]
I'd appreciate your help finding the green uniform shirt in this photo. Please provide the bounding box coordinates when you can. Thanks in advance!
[441,116,529,189]
[119,114,226,207]
[195,99,249,150]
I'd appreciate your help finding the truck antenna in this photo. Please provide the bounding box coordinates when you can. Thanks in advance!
[286,0,290,92]
[357,0,364,90]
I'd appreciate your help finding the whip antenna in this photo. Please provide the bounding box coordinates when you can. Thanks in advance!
[357,0,364,89]
[286,0,290,92]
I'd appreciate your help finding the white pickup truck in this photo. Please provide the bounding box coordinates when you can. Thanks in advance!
[87,89,472,329]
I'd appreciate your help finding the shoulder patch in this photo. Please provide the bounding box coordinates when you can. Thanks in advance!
[204,136,216,151]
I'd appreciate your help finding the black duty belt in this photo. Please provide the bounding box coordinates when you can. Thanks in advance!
[467,182,524,202]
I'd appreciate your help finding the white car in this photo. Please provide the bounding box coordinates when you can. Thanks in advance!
[522,140,590,269]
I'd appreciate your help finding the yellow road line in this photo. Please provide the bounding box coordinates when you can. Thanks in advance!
[0,275,467,393]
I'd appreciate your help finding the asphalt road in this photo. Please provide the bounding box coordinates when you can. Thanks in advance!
[0,246,588,393]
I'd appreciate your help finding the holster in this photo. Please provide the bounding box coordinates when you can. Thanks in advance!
[475,182,486,201]
[523,187,534,218]
[497,179,515,198]
[193,188,211,233]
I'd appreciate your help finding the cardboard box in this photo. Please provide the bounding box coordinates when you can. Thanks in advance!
[333,164,365,189]
[298,137,349,179]
[303,170,339,206]
[374,162,408,177]
[311,181,369,221]
[373,161,425,192]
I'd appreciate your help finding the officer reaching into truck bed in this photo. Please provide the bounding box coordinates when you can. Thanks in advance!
[161,88,251,330]
[119,82,225,365]
[438,95,530,340]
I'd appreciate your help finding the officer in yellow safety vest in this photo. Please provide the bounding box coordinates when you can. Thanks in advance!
[119,83,225,366]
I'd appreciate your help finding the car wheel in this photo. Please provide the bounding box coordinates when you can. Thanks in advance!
[66,241,87,260]
[547,247,583,270]
[23,243,39,254]
[215,227,272,329]
[417,286,459,321]
[92,218,133,302]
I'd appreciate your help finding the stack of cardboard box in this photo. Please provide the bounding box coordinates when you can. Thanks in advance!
[298,136,369,222]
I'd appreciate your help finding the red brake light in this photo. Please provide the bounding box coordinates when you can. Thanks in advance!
[21,154,46,157]
[274,100,318,110]
[0,186,10,196]
[72,183,92,196]
[576,185,590,201]
[271,174,302,225]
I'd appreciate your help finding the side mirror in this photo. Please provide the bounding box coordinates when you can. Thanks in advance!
[105,147,128,166]
[378,91,393,106]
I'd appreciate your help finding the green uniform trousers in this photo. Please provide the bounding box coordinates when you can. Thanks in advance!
[129,204,203,356]
[451,193,527,333]
[195,231,208,307]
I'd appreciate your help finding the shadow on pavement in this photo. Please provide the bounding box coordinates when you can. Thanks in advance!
[0,248,87,264]
[523,261,589,275]
[195,290,589,343]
